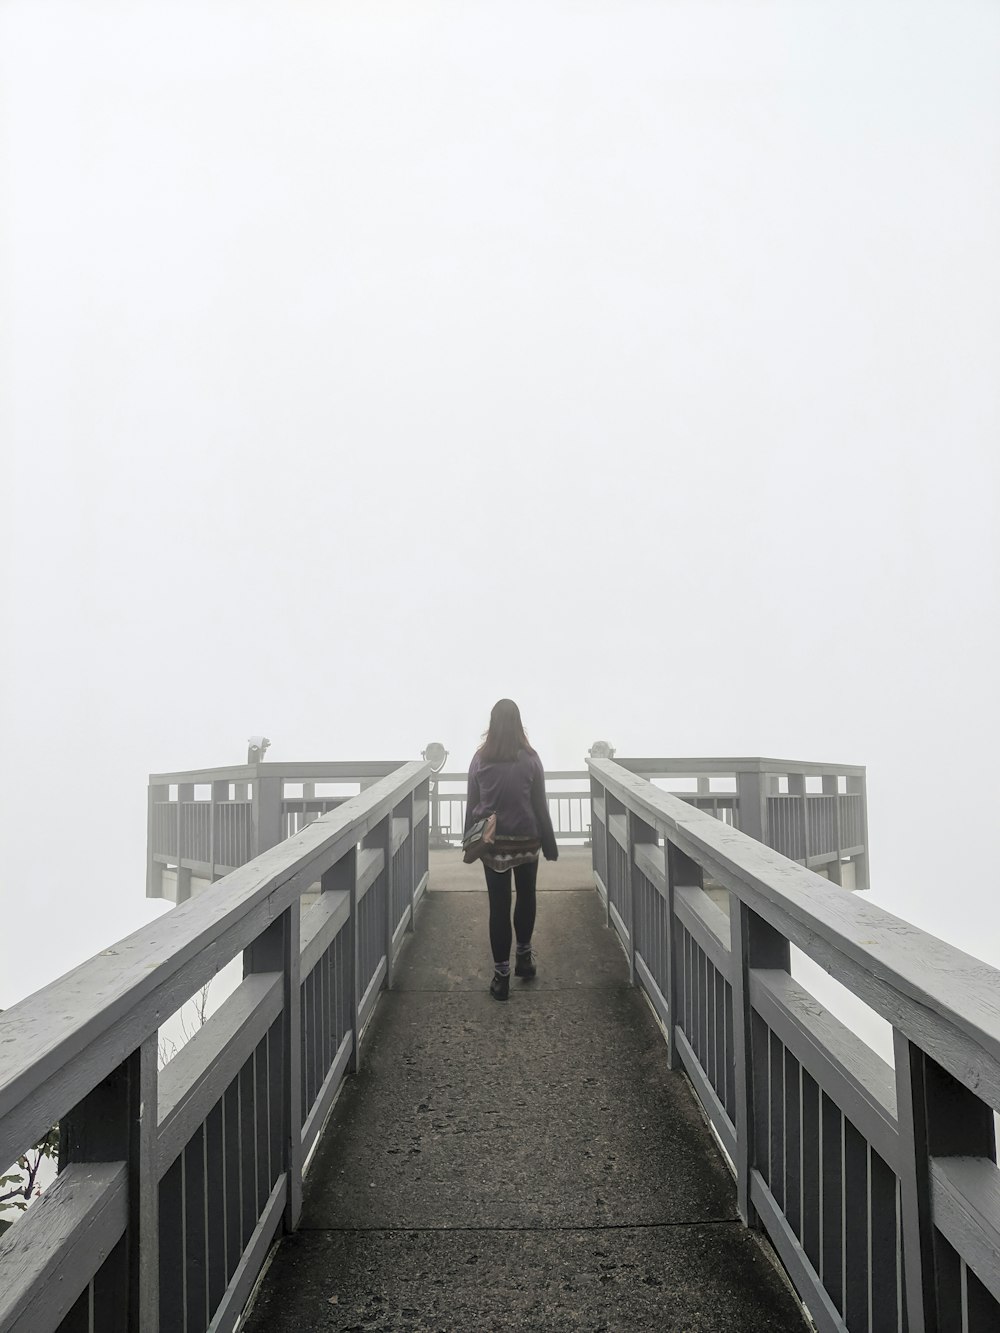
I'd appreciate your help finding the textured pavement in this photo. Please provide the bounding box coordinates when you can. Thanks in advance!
[243,850,805,1332]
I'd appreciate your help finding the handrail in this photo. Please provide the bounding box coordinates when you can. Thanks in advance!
[148,760,408,784]
[588,756,1000,1332]
[0,759,432,1333]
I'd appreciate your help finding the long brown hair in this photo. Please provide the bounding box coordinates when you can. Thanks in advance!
[479,698,534,763]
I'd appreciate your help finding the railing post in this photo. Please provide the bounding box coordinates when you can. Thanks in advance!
[323,846,361,1072]
[59,1036,159,1331]
[146,783,169,899]
[251,775,283,857]
[823,774,842,885]
[380,815,396,987]
[404,790,417,932]
[730,901,790,1227]
[244,904,302,1230]
[665,842,702,1071]
[848,773,870,889]
[209,779,228,882]
[176,783,193,902]
[787,773,810,865]
[626,811,657,987]
[893,1035,996,1333]
[735,768,767,844]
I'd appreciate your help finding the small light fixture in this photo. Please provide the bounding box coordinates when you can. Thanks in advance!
[422,742,449,773]
[588,740,616,760]
[247,735,271,764]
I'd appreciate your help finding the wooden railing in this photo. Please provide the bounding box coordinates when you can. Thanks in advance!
[0,761,431,1333]
[430,758,869,889]
[146,761,408,902]
[588,757,999,1333]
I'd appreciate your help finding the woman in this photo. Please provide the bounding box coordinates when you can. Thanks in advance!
[465,699,558,1001]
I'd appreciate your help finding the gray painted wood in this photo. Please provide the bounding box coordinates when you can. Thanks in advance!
[895,1032,997,1333]
[245,908,302,1232]
[205,1177,286,1333]
[0,1162,127,1333]
[729,899,789,1228]
[157,973,282,1173]
[665,844,702,1072]
[0,761,428,1168]
[750,1171,846,1333]
[299,890,350,981]
[673,884,732,980]
[589,759,1000,1111]
[626,811,658,986]
[931,1157,1000,1308]
[300,1032,353,1161]
[749,969,898,1173]
[674,1027,737,1163]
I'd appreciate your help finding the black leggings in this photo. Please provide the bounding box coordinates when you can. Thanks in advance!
[483,859,538,964]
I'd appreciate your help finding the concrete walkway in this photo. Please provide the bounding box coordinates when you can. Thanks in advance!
[244,851,805,1332]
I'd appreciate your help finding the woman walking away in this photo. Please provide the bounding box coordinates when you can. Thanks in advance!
[465,699,558,1001]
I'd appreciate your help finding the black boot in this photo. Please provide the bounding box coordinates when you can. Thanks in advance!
[490,971,510,1001]
[514,949,536,979]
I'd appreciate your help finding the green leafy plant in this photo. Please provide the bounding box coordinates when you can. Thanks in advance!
[1,1126,60,1214]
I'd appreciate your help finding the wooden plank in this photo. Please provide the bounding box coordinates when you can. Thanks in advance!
[614,756,866,778]
[157,973,282,1174]
[674,885,732,980]
[150,761,408,785]
[635,952,670,1033]
[931,1157,1000,1308]
[608,901,629,952]
[608,814,628,851]
[300,1032,353,1161]
[357,957,387,1037]
[674,1027,737,1163]
[0,1163,127,1333]
[589,758,1000,1109]
[356,847,384,901]
[391,817,410,855]
[205,1176,286,1333]
[299,891,350,981]
[749,969,898,1173]
[749,1170,847,1333]
[392,906,412,957]
[413,798,429,827]
[633,841,667,897]
[414,871,429,907]
[0,762,429,1168]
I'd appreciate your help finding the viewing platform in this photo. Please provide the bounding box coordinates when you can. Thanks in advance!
[2,750,999,1333]
[242,848,805,1332]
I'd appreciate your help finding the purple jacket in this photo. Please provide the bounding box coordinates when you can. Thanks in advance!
[466,748,558,861]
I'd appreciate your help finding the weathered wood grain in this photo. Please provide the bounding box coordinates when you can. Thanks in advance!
[0,761,428,1170]
[0,1163,127,1333]
[674,885,732,981]
[299,891,350,981]
[590,759,1000,1107]
[157,973,282,1175]
[749,969,898,1172]
[931,1156,1000,1308]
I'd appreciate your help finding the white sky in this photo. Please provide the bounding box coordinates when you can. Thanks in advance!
[1,1,998,1015]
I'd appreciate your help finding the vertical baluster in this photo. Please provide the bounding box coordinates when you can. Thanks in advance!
[176,783,193,903]
[730,901,790,1226]
[801,1070,821,1272]
[244,903,302,1231]
[894,1034,997,1333]
[324,847,360,1071]
[59,1037,159,1331]
[820,1097,845,1315]
[665,842,701,1071]
[626,811,657,985]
